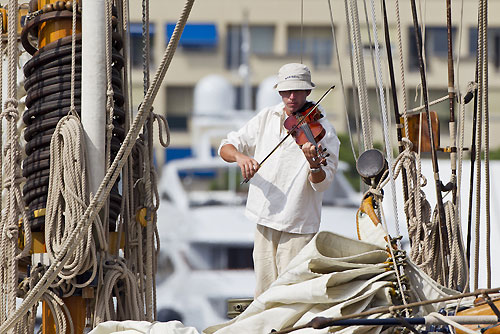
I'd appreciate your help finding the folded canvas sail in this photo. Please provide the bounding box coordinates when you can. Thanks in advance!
[90,231,458,334]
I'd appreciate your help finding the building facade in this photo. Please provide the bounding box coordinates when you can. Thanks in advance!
[128,0,500,157]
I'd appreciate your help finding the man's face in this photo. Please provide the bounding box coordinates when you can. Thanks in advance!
[279,90,311,114]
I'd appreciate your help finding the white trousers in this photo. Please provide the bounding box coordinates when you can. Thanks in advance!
[253,224,315,297]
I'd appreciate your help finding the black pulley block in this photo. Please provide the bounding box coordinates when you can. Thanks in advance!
[356,149,388,186]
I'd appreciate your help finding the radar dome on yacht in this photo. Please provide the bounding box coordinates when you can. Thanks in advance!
[193,74,235,116]
[256,75,281,111]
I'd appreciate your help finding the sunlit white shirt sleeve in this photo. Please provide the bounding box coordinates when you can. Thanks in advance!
[218,109,268,157]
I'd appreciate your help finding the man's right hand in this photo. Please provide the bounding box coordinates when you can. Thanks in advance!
[235,154,260,180]
[220,144,259,180]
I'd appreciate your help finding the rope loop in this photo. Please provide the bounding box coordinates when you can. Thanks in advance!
[1,98,19,121]
[466,81,478,94]
[68,106,80,119]
[401,137,413,151]
[2,173,25,190]
[106,88,114,98]
[5,223,18,239]
[152,113,170,147]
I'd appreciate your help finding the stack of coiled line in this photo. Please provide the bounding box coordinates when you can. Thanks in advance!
[21,1,125,232]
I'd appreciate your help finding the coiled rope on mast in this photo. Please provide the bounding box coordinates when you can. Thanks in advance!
[0,0,194,331]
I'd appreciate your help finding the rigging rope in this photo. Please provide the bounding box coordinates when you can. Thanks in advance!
[394,0,409,136]
[343,0,363,156]
[444,201,467,289]
[114,0,129,262]
[347,0,372,150]
[45,115,106,286]
[362,171,410,312]
[393,138,466,290]
[94,258,143,324]
[141,0,156,320]
[473,0,485,291]
[23,265,75,334]
[366,0,401,244]
[0,0,195,331]
[0,2,31,333]
[300,0,303,64]
[456,82,475,292]
[69,0,78,117]
[327,0,358,160]
[480,0,491,289]
[103,0,114,238]
[361,0,382,122]
[393,0,427,252]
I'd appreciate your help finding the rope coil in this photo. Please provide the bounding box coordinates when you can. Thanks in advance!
[0,0,195,331]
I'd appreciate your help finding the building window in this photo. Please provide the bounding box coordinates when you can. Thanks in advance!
[408,26,456,71]
[287,26,333,68]
[129,23,155,69]
[166,86,194,131]
[226,24,275,70]
[469,27,500,69]
[166,23,218,50]
[250,26,275,55]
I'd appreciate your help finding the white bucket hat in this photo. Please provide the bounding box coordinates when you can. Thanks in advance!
[273,63,316,91]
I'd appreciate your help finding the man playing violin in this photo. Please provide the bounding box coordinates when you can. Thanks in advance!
[219,63,340,297]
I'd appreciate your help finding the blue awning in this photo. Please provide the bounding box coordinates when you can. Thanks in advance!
[130,23,155,35]
[166,23,217,47]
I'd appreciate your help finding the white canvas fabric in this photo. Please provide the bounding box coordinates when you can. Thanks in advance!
[91,232,458,334]
[204,231,395,334]
[89,320,199,334]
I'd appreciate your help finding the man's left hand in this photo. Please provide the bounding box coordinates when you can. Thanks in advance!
[301,142,325,167]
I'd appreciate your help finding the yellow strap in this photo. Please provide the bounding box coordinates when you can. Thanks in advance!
[33,208,46,218]
[136,207,148,227]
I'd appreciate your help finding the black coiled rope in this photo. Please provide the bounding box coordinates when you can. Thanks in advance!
[21,6,125,232]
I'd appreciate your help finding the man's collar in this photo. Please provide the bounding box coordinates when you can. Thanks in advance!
[271,102,285,115]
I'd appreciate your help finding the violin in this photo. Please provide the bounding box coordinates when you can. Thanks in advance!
[241,85,335,184]
[284,101,328,166]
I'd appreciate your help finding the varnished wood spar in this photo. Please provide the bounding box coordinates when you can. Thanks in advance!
[409,0,450,261]
[381,0,410,229]
[446,0,458,205]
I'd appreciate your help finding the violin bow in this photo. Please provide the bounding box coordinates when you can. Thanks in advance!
[241,85,335,184]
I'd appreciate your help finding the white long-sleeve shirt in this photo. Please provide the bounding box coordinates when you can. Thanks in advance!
[219,102,340,234]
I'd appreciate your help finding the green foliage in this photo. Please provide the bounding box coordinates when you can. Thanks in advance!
[486,147,500,160]
[337,133,362,192]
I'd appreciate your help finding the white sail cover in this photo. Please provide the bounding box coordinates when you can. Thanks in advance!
[88,320,199,334]
[90,231,457,334]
